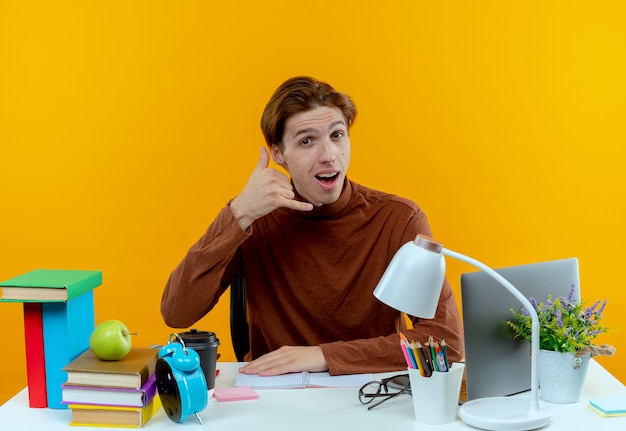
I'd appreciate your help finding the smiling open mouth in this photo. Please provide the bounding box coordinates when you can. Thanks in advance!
[315,172,338,184]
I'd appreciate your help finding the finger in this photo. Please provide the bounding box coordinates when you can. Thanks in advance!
[239,349,290,375]
[255,146,270,171]
[272,181,313,212]
[239,358,276,375]
[254,357,295,377]
[281,198,314,212]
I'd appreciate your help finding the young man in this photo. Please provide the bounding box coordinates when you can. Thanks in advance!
[161,76,464,376]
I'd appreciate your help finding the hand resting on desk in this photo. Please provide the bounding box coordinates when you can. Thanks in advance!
[238,345,328,376]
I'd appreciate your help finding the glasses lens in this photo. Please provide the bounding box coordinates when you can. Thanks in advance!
[386,374,410,390]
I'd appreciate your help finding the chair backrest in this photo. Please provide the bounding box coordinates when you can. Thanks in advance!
[229,277,250,362]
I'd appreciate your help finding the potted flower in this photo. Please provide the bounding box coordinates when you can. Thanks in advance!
[507,284,615,403]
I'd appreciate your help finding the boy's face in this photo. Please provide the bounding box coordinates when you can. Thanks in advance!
[270,106,351,207]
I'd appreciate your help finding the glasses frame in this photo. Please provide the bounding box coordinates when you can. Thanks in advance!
[358,374,411,410]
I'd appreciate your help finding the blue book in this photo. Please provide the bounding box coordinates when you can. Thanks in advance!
[41,290,95,409]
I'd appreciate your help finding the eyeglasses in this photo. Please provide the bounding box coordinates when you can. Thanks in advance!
[358,374,411,410]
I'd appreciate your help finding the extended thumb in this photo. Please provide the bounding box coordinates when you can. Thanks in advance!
[256,146,270,170]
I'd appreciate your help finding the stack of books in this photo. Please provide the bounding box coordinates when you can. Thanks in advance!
[0,269,102,408]
[61,347,161,427]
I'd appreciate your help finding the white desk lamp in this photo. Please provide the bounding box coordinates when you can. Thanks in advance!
[373,234,552,431]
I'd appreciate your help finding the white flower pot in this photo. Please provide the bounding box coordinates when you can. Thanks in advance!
[538,349,591,403]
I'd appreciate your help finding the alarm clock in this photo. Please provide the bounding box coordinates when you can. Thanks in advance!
[155,333,208,424]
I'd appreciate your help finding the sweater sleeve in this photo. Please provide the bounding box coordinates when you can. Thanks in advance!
[160,204,250,328]
[320,276,464,375]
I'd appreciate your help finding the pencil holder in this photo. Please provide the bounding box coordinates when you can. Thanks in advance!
[408,362,465,425]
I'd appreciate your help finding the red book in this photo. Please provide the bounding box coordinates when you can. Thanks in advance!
[23,302,47,408]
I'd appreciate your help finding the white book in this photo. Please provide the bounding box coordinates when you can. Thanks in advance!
[234,371,374,389]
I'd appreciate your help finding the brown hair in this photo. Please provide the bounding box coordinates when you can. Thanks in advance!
[260,76,357,148]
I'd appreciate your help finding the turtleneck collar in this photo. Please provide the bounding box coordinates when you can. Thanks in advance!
[291,178,354,219]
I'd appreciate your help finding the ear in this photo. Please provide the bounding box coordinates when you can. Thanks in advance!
[269,144,285,166]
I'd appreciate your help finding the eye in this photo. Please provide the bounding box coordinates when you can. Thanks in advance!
[331,131,344,139]
[300,137,312,146]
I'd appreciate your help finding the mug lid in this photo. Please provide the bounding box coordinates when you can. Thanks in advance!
[178,328,220,346]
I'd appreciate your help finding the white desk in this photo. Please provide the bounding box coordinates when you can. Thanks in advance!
[1,361,625,431]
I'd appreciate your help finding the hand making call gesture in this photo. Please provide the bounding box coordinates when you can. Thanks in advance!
[229,146,314,231]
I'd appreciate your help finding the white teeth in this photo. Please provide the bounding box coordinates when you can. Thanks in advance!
[317,173,337,178]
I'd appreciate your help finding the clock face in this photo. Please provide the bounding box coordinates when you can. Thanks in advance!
[155,358,182,423]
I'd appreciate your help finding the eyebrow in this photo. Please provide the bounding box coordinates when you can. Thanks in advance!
[293,120,347,139]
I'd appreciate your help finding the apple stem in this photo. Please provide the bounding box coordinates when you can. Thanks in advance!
[123,332,138,336]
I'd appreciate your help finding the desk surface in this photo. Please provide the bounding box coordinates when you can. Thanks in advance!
[1,360,625,431]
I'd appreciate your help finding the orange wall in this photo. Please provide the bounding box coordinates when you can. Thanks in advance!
[1,1,625,405]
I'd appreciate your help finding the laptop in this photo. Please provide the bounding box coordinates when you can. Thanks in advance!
[460,257,580,401]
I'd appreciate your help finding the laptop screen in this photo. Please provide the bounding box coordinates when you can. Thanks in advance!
[460,257,580,400]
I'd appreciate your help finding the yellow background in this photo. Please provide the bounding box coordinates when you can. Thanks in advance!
[1,1,624,405]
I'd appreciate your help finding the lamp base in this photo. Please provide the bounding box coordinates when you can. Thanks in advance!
[459,397,552,431]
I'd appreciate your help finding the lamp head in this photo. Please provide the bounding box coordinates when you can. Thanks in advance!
[373,235,445,318]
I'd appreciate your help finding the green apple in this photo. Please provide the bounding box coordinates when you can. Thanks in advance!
[89,319,134,361]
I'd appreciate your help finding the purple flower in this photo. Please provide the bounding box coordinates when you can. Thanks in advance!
[567,284,576,302]
[586,329,603,337]
[585,301,600,320]
[530,297,538,310]
[507,289,611,353]
[596,299,607,317]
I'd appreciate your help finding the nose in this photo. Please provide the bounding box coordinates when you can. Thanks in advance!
[318,138,336,164]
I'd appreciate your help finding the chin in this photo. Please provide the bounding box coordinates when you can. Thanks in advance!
[302,184,342,206]
[317,195,341,206]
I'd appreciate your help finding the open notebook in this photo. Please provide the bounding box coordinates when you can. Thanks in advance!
[234,371,374,389]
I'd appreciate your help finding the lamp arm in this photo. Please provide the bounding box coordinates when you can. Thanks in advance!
[442,247,541,410]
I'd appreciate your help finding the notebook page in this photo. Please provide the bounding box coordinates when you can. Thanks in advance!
[234,372,306,389]
[306,372,374,388]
